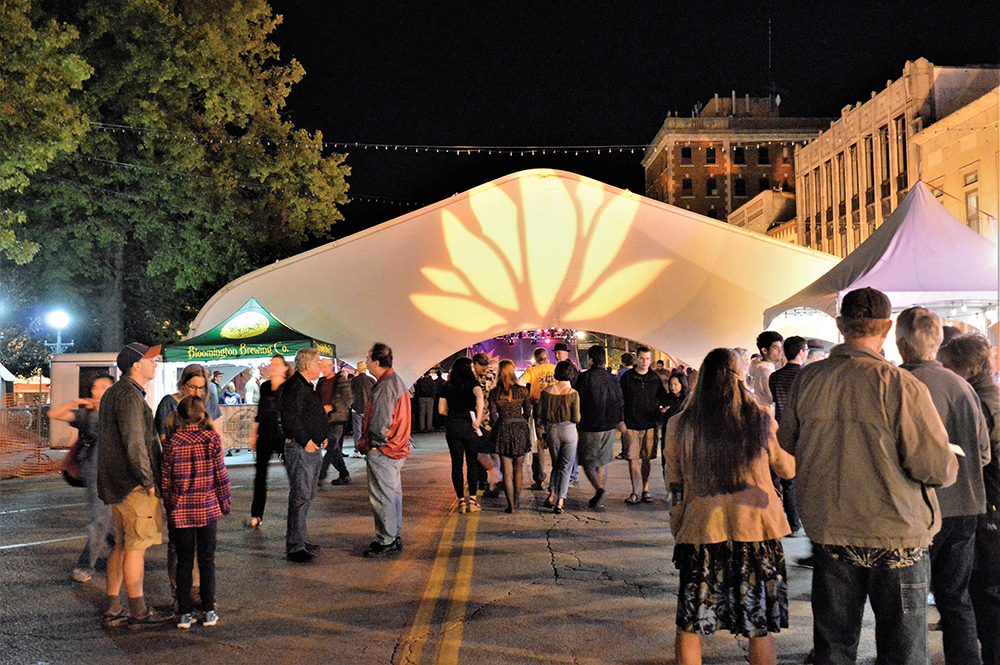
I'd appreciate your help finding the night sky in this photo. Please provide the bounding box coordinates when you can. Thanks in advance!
[270,3,997,235]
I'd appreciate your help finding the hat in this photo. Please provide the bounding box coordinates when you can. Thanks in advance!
[839,287,891,320]
[117,342,161,373]
[553,342,570,352]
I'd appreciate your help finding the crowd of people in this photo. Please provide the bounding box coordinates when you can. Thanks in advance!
[50,288,1000,665]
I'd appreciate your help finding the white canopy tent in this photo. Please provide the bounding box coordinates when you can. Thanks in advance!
[190,169,838,383]
[764,181,1000,328]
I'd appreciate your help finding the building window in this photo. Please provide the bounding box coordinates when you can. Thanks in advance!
[824,160,833,211]
[863,135,875,202]
[802,174,811,219]
[964,171,979,186]
[849,143,859,202]
[757,146,770,165]
[967,190,980,233]
[759,177,770,194]
[878,125,890,184]
[894,115,907,177]
[734,178,746,197]
[681,178,693,197]
[707,178,718,197]
[706,147,716,164]
[706,207,718,219]
[733,147,746,165]
[680,146,692,165]
[837,152,846,204]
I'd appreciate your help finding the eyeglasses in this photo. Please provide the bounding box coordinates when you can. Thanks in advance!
[184,382,207,392]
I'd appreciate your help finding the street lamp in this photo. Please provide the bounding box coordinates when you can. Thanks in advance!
[44,310,74,354]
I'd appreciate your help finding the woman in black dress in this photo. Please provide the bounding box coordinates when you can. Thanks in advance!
[246,354,289,529]
[438,357,485,513]
[489,360,533,513]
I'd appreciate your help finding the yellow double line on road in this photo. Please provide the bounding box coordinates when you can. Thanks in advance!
[397,503,480,665]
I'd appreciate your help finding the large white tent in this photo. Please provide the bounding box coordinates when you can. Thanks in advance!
[764,181,1000,328]
[190,169,838,382]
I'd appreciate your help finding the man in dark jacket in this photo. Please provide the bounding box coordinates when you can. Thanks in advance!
[281,348,328,563]
[619,346,668,505]
[98,342,174,628]
[317,359,352,485]
[575,345,624,509]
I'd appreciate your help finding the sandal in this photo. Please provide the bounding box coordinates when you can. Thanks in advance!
[554,500,564,515]
[625,493,641,505]
[543,496,555,508]
[457,497,468,514]
[641,491,653,503]
[466,498,481,513]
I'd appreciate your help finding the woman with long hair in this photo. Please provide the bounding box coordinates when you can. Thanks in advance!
[489,359,533,513]
[246,354,290,530]
[439,357,485,513]
[537,360,580,514]
[155,364,217,441]
[664,348,794,665]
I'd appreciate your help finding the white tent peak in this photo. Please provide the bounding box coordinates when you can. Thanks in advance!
[192,169,837,382]
[764,181,999,328]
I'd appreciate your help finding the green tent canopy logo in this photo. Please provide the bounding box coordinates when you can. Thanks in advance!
[220,312,270,339]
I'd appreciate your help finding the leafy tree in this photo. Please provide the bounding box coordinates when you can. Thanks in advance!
[5,0,349,351]
[0,0,92,264]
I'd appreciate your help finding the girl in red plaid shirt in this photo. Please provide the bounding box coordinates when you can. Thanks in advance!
[162,396,231,629]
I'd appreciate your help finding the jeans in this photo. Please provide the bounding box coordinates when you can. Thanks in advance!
[172,521,217,614]
[445,420,479,498]
[812,543,930,665]
[546,422,578,499]
[284,442,321,553]
[250,433,283,519]
[319,422,349,480]
[781,478,801,532]
[75,454,113,575]
[929,515,981,665]
[366,447,405,545]
[971,524,1000,665]
[416,397,434,432]
[352,410,365,449]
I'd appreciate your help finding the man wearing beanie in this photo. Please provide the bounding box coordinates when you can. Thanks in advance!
[97,342,174,628]
[778,288,958,665]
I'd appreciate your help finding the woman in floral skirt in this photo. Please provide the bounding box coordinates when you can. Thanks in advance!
[663,348,795,665]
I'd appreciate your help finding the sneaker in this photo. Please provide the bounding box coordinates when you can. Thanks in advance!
[102,610,128,628]
[72,568,93,583]
[588,488,607,508]
[177,613,194,629]
[363,537,403,558]
[202,610,219,627]
[127,608,175,630]
[330,475,351,486]
[304,542,321,553]
[286,549,316,563]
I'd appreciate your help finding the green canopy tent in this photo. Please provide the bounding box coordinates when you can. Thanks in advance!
[162,297,335,363]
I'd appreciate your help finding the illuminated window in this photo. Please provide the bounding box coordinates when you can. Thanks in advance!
[734,179,746,197]
[707,178,718,197]
[681,179,693,197]
[967,190,980,233]
[733,147,746,165]
[757,146,770,165]
[680,147,692,165]
[706,147,716,164]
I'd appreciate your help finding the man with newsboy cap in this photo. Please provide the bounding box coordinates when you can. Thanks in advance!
[778,288,959,665]
[97,343,174,628]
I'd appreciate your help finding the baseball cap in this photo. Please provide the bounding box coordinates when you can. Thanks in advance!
[839,287,891,320]
[117,342,161,373]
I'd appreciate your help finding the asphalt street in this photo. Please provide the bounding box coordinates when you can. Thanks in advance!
[1,432,945,665]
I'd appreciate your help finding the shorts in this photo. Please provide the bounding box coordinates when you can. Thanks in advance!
[578,430,616,468]
[622,428,657,461]
[112,487,166,551]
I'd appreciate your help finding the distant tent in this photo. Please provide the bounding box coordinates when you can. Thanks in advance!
[162,297,335,363]
[764,181,999,327]
[0,362,15,383]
